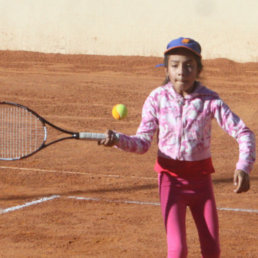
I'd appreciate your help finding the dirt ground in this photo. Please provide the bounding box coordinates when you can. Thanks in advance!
[0,51,257,258]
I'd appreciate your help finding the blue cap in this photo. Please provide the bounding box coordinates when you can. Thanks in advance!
[164,37,201,57]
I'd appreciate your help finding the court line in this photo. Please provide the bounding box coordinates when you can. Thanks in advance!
[217,207,258,213]
[67,196,161,206]
[68,196,258,213]
[0,195,60,214]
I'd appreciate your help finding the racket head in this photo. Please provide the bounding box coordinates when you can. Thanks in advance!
[0,101,47,160]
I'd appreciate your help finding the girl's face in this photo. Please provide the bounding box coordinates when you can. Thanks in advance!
[166,49,200,96]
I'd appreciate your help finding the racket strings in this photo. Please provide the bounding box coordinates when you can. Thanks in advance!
[0,106,45,160]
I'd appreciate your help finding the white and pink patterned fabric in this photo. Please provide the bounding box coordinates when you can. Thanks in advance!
[116,82,256,174]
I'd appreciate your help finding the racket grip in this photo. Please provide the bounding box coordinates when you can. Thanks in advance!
[79,132,106,140]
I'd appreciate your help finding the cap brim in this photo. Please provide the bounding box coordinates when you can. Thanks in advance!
[155,63,165,68]
[164,46,201,57]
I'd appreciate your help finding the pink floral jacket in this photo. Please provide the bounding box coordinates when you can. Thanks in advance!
[116,82,256,173]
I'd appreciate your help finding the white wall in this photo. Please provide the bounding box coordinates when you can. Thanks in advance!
[0,0,257,62]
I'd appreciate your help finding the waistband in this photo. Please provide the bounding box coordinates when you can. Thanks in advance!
[154,156,215,178]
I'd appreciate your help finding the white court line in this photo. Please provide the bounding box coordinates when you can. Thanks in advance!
[67,196,161,206]
[68,196,258,213]
[0,195,60,214]
[217,207,258,213]
[0,166,157,180]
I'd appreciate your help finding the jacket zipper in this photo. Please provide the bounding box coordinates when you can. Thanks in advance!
[177,100,184,159]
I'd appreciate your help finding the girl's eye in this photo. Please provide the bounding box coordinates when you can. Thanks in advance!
[186,64,192,68]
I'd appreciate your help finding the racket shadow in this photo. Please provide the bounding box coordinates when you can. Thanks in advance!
[0,183,157,201]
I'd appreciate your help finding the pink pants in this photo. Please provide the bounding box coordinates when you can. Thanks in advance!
[158,172,220,258]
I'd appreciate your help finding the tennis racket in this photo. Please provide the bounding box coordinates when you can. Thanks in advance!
[0,101,107,160]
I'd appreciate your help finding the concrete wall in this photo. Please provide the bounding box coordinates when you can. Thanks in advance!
[0,0,257,62]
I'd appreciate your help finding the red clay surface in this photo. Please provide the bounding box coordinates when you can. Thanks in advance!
[0,51,257,257]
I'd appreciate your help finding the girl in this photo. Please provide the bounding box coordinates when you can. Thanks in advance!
[98,37,256,258]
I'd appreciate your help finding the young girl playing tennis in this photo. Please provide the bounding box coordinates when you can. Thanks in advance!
[99,37,256,258]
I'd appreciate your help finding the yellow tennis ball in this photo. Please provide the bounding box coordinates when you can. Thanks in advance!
[112,104,128,120]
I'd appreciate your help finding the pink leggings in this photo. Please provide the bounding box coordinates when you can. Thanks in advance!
[158,172,220,258]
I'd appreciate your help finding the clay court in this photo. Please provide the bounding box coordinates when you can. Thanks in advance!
[0,51,257,257]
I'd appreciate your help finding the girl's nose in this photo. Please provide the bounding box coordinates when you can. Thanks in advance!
[177,65,185,76]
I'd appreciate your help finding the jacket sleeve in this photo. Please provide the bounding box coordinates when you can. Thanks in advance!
[116,94,159,154]
[212,99,256,173]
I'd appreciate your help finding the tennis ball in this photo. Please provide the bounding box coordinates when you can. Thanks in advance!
[112,104,128,120]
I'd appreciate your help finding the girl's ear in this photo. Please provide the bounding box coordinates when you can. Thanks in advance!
[165,68,169,79]
[197,68,202,78]
[164,68,170,83]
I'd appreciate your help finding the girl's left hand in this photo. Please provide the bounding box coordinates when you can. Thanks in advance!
[233,170,250,193]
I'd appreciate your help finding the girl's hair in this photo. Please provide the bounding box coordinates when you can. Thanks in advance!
[162,50,203,85]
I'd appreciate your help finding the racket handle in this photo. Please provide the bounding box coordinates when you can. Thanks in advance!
[79,132,106,140]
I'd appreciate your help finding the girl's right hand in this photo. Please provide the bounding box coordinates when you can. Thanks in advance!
[98,130,119,147]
